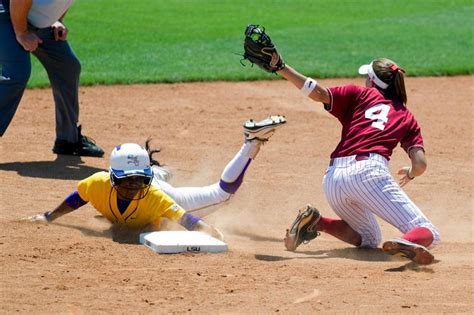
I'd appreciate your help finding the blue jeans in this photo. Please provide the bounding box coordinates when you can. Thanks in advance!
[0,11,81,142]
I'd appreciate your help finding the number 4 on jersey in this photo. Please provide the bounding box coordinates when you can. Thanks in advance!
[365,104,391,130]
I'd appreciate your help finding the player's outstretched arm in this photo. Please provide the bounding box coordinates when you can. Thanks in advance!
[24,191,87,223]
[25,201,76,223]
[277,65,330,104]
[179,213,224,241]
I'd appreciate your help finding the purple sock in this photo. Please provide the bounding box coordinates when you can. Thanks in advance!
[219,159,251,194]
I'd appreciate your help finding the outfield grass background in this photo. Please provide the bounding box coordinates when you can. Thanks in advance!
[28,0,473,87]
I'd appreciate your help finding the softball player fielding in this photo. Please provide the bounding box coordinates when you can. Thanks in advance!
[278,59,440,265]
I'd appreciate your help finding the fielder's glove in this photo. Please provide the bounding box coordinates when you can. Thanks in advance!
[242,24,285,73]
[284,205,321,251]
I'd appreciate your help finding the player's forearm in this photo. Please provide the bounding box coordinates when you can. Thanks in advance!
[10,0,32,35]
[277,65,306,89]
[45,201,76,222]
[180,213,224,241]
[277,65,330,104]
[179,213,201,230]
[408,147,427,178]
[45,191,87,222]
[409,160,427,178]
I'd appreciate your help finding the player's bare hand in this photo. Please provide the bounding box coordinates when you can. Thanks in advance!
[20,212,51,223]
[210,226,225,242]
[16,31,43,52]
[195,221,225,241]
[397,166,414,187]
[52,21,68,41]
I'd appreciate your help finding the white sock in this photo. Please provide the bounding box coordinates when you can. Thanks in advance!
[221,141,261,182]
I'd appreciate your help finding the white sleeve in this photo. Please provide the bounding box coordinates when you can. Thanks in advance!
[28,0,74,28]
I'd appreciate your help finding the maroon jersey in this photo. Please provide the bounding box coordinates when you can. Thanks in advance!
[325,85,423,160]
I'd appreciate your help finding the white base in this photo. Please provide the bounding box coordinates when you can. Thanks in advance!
[139,231,228,254]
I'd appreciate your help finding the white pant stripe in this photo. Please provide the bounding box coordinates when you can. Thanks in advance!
[325,167,380,244]
[323,153,440,248]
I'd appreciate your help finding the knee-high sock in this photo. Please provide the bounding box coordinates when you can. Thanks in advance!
[401,226,434,247]
[219,141,261,194]
[317,217,362,247]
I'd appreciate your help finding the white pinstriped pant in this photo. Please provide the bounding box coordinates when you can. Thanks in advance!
[323,153,440,248]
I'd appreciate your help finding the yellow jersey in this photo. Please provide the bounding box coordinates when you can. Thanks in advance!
[77,172,185,229]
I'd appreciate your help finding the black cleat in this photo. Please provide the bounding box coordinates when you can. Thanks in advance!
[53,125,104,157]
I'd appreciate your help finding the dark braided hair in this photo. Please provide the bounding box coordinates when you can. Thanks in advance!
[145,138,163,167]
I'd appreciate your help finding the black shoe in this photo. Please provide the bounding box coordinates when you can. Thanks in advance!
[53,126,104,157]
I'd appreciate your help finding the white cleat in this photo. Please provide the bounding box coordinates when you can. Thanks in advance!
[243,115,286,142]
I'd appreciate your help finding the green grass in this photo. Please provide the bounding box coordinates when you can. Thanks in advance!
[28,0,473,87]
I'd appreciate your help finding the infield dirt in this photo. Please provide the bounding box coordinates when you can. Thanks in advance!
[1,77,472,313]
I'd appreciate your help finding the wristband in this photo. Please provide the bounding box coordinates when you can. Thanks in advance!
[407,168,415,180]
[43,211,53,222]
[180,213,201,230]
[300,78,317,96]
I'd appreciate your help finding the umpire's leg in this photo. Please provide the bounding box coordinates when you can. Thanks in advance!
[32,27,80,143]
[0,11,31,137]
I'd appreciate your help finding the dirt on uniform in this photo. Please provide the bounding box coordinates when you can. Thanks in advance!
[0,77,472,313]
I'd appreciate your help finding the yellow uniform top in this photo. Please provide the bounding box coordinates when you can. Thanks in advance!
[77,172,186,229]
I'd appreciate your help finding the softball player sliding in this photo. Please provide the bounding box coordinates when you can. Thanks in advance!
[277,59,439,265]
[26,115,286,241]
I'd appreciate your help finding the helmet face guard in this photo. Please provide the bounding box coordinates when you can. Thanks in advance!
[110,173,153,201]
[111,174,152,187]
